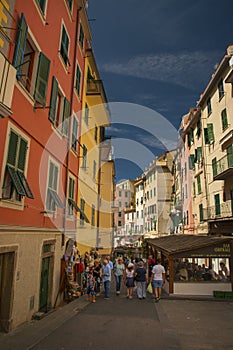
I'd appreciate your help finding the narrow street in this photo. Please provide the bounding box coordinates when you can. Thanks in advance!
[1,285,233,350]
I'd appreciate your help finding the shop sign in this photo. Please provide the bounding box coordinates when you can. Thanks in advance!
[174,242,231,258]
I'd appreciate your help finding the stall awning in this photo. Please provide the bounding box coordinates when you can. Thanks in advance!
[147,235,233,258]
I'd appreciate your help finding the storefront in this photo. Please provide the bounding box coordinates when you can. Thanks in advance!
[147,235,233,296]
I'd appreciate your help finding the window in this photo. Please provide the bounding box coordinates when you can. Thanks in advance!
[118,211,122,217]
[48,77,70,135]
[119,191,122,197]
[118,221,122,227]
[78,23,84,49]
[93,160,97,180]
[36,0,46,13]
[227,144,233,168]
[75,64,81,96]
[46,161,64,211]
[215,194,221,216]
[187,128,194,147]
[207,97,212,115]
[94,125,98,142]
[193,182,196,197]
[67,177,75,216]
[71,116,79,152]
[196,120,201,138]
[60,25,70,66]
[125,191,128,197]
[221,108,228,131]
[199,204,203,222]
[82,145,87,169]
[218,78,224,100]
[207,124,215,143]
[197,175,201,194]
[2,130,34,201]
[80,198,85,226]
[13,14,50,105]
[84,103,89,125]
[91,205,95,227]
[66,0,73,12]
[212,157,217,178]
[119,201,121,207]
[189,154,195,169]
[195,147,202,163]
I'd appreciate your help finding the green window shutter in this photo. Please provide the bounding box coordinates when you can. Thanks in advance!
[79,24,84,48]
[13,13,28,79]
[204,128,209,144]
[197,147,202,162]
[49,76,58,123]
[37,0,46,13]
[227,144,233,168]
[199,204,203,222]
[197,175,201,194]
[75,65,81,95]
[207,123,214,143]
[215,194,221,215]
[212,157,217,177]
[189,154,195,169]
[48,162,54,188]
[207,97,212,115]
[221,109,228,131]
[7,165,26,196]
[34,52,50,106]
[17,171,34,198]
[7,131,18,166]
[72,117,78,150]
[193,182,196,196]
[17,138,27,171]
[62,98,70,136]
[60,26,69,65]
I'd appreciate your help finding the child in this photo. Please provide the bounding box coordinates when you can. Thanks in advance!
[86,271,96,303]
[124,262,135,299]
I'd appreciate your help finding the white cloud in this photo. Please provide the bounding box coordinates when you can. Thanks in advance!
[101,51,220,90]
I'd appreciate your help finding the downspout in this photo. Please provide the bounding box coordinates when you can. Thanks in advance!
[62,7,81,246]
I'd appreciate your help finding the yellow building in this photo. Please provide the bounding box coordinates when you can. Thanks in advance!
[76,48,114,255]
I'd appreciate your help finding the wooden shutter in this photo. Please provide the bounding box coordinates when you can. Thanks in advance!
[34,52,50,106]
[215,194,221,215]
[221,109,228,131]
[62,98,70,136]
[72,117,78,150]
[197,175,201,194]
[7,131,18,166]
[207,123,214,143]
[199,204,203,222]
[17,138,27,171]
[75,64,81,95]
[13,13,28,79]
[204,128,209,144]
[49,76,58,123]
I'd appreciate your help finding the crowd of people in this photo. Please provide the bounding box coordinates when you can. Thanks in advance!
[80,252,166,303]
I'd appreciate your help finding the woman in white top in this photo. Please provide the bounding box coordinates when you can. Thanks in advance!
[124,262,135,299]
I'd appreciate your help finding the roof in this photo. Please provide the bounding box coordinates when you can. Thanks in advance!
[147,235,232,255]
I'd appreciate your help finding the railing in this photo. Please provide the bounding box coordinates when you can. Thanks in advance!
[0,52,16,116]
[214,153,233,180]
[207,200,233,220]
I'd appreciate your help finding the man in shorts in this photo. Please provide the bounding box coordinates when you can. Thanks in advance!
[151,258,165,302]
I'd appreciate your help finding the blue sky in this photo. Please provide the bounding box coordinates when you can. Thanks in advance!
[88,0,233,181]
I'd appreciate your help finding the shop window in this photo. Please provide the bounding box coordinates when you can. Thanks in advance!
[13,13,50,106]
[2,130,34,201]
[46,161,64,212]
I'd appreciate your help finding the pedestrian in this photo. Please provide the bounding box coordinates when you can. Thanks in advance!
[124,262,135,299]
[86,271,96,303]
[106,255,113,270]
[151,258,165,302]
[148,255,156,280]
[135,261,148,299]
[114,257,125,295]
[93,259,101,296]
[101,259,111,299]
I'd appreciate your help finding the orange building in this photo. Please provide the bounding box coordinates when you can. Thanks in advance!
[0,0,93,331]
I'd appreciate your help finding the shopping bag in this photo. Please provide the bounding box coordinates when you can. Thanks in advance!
[147,282,152,294]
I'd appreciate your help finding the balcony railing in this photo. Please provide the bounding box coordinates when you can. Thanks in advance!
[213,153,233,180]
[207,200,233,220]
[0,52,16,117]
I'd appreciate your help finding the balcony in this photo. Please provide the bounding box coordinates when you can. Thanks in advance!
[213,154,233,180]
[86,79,104,95]
[0,52,16,117]
[207,200,233,220]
